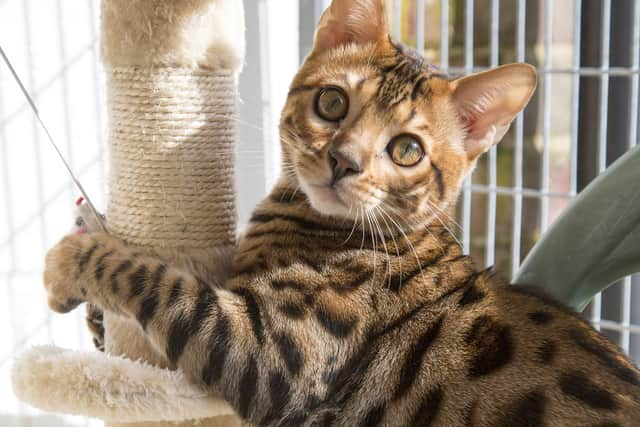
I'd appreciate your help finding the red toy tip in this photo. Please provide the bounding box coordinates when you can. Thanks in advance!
[75,196,84,206]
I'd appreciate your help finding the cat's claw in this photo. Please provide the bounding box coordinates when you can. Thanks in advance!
[43,234,89,313]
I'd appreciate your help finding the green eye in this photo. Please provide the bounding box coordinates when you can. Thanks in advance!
[387,135,424,167]
[315,87,349,121]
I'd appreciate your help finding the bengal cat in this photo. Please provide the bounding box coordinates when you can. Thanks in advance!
[44,0,640,425]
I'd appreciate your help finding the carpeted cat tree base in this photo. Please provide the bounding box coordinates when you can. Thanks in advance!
[12,0,246,425]
[12,346,233,422]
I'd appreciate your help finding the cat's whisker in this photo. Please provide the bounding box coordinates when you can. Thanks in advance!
[226,114,266,133]
[283,124,303,140]
[364,209,378,284]
[379,204,423,282]
[275,184,299,203]
[289,186,301,202]
[373,206,393,289]
[382,201,444,251]
[280,128,317,156]
[423,202,463,248]
[376,205,402,287]
[425,197,463,232]
[340,206,360,246]
[273,167,296,173]
[359,208,367,252]
[371,207,391,288]
[415,200,462,238]
[278,171,297,178]
[372,187,463,236]
[344,203,355,232]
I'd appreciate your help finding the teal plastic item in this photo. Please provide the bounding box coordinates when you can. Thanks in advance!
[513,144,640,312]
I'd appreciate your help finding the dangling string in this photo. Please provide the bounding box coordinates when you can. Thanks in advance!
[0,44,107,233]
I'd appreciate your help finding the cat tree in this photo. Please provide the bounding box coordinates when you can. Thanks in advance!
[13,0,246,425]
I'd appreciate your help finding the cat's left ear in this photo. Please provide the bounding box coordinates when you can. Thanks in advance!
[450,63,537,160]
[312,0,388,54]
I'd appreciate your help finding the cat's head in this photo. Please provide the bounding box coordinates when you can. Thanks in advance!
[280,0,536,229]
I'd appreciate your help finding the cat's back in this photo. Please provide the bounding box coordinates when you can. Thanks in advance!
[425,274,640,426]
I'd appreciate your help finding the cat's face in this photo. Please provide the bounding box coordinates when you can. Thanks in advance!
[280,0,536,229]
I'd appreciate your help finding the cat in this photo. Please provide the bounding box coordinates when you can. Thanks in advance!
[43,0,640,425]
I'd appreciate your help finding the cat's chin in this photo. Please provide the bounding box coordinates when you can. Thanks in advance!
[302,182,355,219]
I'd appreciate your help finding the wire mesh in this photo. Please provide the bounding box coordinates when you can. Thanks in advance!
[381,0,638,357]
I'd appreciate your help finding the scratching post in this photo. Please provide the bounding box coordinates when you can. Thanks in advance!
[101,1,244,426]
[12,0,246,425]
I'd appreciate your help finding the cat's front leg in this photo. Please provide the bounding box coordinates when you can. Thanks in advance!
[44,233,135,315]
[44,233,327,424]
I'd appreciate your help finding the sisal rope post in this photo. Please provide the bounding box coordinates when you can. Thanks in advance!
[100,1,245,426]
[107,67,236,249]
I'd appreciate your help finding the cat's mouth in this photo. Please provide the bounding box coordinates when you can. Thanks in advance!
[295,158,367,219]
[309,183,348,212]
[299,179,355,218]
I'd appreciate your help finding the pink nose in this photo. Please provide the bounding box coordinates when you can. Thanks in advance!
[329,148,362,184]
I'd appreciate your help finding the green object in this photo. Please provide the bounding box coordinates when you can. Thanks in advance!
[513,145,640,312]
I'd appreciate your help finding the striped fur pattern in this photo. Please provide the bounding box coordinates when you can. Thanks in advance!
[45,196,640,426]
[44,0,640,425]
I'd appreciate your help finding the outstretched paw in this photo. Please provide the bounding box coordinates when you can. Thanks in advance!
[43,234,93,313]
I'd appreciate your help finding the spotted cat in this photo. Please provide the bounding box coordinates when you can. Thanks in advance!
[44,0,640,425]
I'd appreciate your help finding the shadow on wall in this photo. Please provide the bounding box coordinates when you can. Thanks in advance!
[0,415,79,427]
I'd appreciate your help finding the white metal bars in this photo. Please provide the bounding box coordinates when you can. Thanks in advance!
[391,0,639,360]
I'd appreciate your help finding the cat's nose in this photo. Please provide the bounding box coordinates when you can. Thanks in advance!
[329,148,362,184]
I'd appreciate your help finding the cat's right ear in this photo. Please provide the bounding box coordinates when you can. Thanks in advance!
[449,63,537,160]
[312,0,388,54]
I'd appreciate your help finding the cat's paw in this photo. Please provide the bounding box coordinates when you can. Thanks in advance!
[43,234,93,313]
[86,303,105,351]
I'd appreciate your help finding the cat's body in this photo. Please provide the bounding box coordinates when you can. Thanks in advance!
[46,185,640,426]
[45,0,640,425]
[231,187,640,426]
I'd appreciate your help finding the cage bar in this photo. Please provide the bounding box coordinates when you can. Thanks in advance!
[591,0,612,332]
[461,0,474,255]
[485,0,499,268]
[444,65,640,76]
[393,0,402,40]
[569,0,582,198]
[440,0,449,69]
[511,0,526,276]
[620,0,640,354]
[416,0,425,52]
[540,0,552,233]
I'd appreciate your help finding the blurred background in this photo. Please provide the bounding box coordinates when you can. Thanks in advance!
[0,0,639,425]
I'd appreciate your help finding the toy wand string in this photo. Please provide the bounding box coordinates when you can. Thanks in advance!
[0,44,107,233]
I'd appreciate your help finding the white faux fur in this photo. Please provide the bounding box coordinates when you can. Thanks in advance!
[101,0,245,70]
[12,346,235,422]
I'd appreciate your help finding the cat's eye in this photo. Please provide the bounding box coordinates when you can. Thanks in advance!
[315,87,349,121]
[387,135,425,167]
